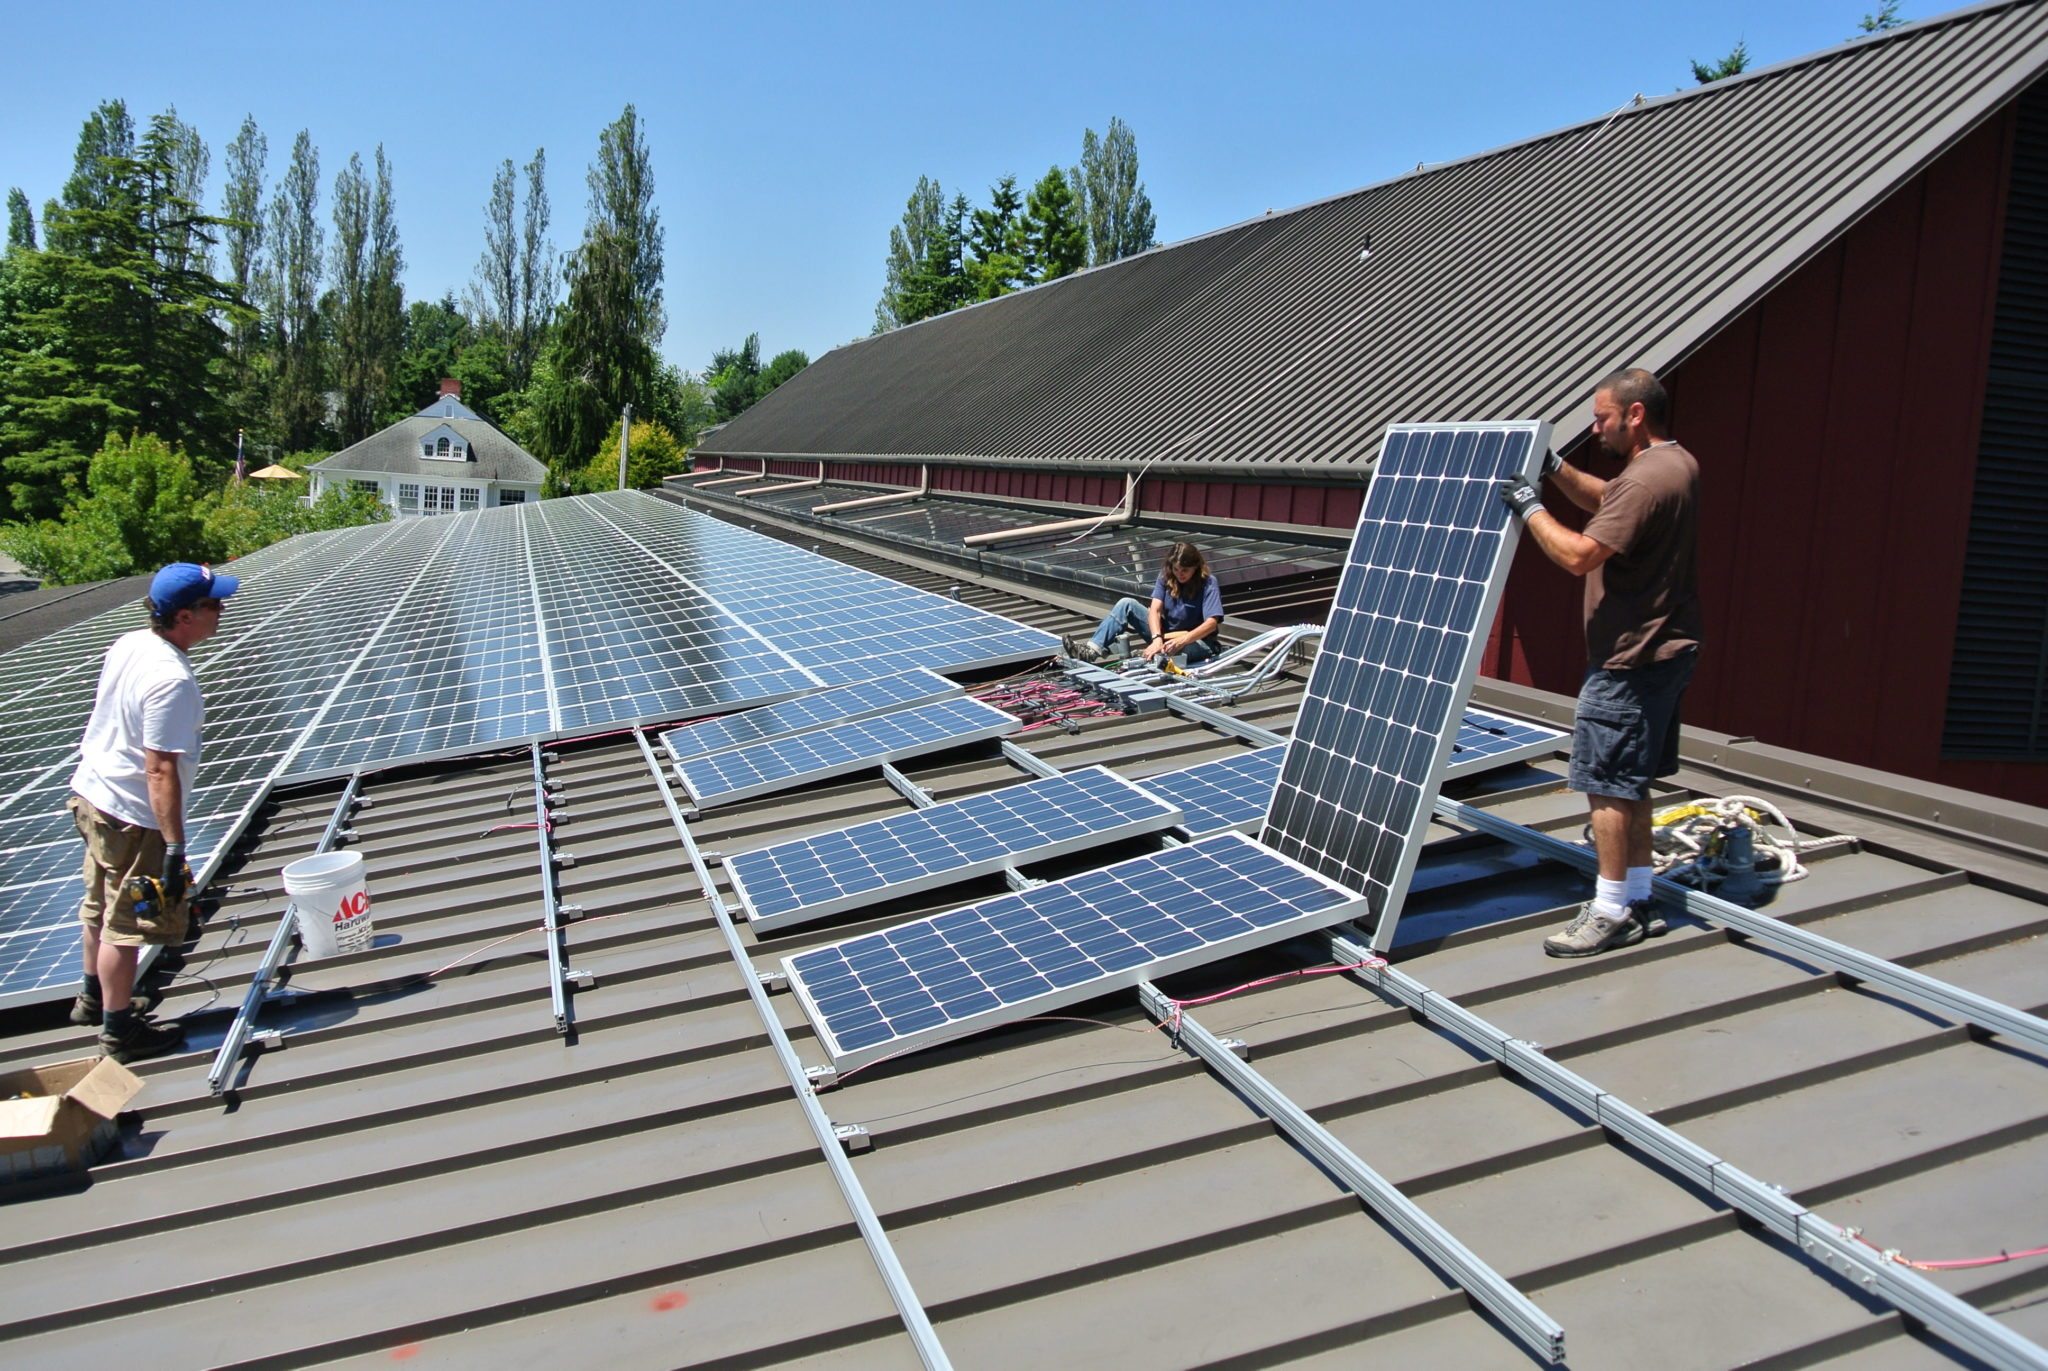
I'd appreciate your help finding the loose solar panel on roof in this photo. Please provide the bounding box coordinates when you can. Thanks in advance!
[675,696,1021,809]
[727,766,1183,931]
[783,831,1367,1071]
[1262,422,1549,950]
[661,669,963,765]
[1453,708,1564,773]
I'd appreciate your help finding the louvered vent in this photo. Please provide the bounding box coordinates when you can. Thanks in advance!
[1944,80,2048,759]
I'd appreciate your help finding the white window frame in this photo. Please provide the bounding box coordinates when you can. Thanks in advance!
[397,482,420,513]
[498,489,526,506]
[459,487,480,512]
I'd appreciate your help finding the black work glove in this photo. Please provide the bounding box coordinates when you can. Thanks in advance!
[161,842,191,904]
[1498,476,1543,524]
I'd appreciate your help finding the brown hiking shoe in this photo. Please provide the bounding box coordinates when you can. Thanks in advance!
[69,985,163,1027]
[99,1012,185,1064]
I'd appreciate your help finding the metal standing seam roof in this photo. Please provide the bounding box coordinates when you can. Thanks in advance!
[699,0,2048,477]
[2,522,2046,1367]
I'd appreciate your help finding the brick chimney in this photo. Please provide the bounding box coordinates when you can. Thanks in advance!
[438,377,462,398]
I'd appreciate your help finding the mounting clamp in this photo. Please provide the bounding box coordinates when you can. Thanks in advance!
[833,1122,872,1154]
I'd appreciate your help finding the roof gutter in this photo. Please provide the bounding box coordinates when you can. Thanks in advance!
[960,471,1138,548]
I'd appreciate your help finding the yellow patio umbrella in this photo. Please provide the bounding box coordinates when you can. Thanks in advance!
[247,464,303,481]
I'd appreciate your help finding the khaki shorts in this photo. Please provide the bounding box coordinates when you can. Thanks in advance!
[68,793,190,947]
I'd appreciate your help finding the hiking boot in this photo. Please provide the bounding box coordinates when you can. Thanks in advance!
[99,1012,185,1064]
[1542,901,1645,959]
[1063,635,1107,664]
[69,984,163,1027]
[1629,898,1668,940]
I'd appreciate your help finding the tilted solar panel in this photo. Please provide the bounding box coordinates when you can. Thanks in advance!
[1261,422,1549,950]
[675,696,1021,809]
[783,831,1367,1071]
[661,669,963,765]
[727,766,1182,931]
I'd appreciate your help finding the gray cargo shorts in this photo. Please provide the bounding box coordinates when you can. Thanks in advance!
[1568,650,1697,801]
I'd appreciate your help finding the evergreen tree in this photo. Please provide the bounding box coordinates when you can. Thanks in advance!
[1076,117,1157,266]
[0,107,246,512]
[1023,167,1087,283]
[1858,2,1904,33]
[967,175,1026,301]
[264,130,325,450]
[1691,39,1750,83]
[707,332,761,423]
[5,190,33,252]
[529,105,664,469]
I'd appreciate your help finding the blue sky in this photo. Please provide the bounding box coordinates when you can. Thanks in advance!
[2,0,1898,374]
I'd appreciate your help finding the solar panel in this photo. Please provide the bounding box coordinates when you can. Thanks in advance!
[661,669,964,765]
[0,491,1061,1007]
[728,766,1183,931]
[1453,707,1565,773]
[783,830,1367,1071]
[675,697,1021,809]
[1137,745,1287,837]
[1262,422,1549,949]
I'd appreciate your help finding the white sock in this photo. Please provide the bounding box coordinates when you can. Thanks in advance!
[1593,876,1629,918]
[1626,866,1654,904]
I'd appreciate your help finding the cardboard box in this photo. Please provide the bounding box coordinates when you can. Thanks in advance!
[0,1056,142,1183]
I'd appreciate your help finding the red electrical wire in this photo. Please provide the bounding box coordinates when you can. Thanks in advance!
[1848,1228,2048,1273]
[1158,958,1386,1034]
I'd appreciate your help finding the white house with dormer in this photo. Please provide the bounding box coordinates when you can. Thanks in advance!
[308,380,546,515]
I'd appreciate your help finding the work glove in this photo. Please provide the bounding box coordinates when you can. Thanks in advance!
[1540,450,1563,478]
[1498,476,1543,524]
[161,842,191,905]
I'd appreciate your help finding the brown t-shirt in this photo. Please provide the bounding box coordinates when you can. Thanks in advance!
[1581,442,1702,670]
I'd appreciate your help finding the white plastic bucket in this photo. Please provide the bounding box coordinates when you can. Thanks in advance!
[283,850,374,959]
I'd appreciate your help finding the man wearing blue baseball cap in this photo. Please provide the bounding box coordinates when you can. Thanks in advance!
[66,561,239,1062]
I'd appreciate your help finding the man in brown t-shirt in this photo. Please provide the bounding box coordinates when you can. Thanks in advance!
[1499,367,1702,958]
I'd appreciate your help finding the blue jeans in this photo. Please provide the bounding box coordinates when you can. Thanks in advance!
[1090,597,1219,664]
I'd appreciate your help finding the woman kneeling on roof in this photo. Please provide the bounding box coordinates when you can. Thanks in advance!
[1068,542,1225,666]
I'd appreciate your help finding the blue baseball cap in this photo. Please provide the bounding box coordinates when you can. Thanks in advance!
[149,563,240,617]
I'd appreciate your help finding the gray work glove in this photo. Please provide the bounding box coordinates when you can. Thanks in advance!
[161,842,191,905]
[1498,476,1543,524]
[1540,450,1563,478]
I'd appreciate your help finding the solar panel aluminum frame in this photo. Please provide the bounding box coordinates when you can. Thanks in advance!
[659,669,966,767]
[674,699,1023,810]
[728,767,1184,932]
[1261,420,1551,953]
[783,831,1370,1072]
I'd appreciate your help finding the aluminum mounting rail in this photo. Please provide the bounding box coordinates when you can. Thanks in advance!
[1324,928,2048,1371]
[1134,981,1567,1362]
[529,743,576,1035]
[633,729,953,1371]
[1433,796,2048,1057]
[207,772,363,1095]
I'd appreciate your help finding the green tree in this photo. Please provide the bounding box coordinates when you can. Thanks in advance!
[529,104,664,472]
[1691,38,1750,83]
[876,175,946,331]
[469,157,518,348]
[574,415,688,492]
[7,190,35,253]
[1075,117,1157,266]
[200,478,385,560]
[1858,2,1904,33]
[967,175,1027,301]
[0,108,247,513]
[1023,166,1087,283]
[0,432,207,584]
[219,116,268,438]
[760,347,808,396]
[327,145,404,444]
[449,332,510,416]
[643,360,713,446]
[708,332,761,422]
[264,129,326,450]
[390,294,472,414]
[516,148,556,387]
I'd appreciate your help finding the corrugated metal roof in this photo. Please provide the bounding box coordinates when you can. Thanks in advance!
[3,526,2046,1367]
[700,1,2048,476]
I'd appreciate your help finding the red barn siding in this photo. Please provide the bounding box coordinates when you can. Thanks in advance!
[1486,105,2034,804]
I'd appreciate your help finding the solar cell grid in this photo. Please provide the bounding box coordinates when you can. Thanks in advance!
[727,766,1183,930]
[1137,744,1287,837]
[676,696,1020,808]
[783,831,1366,1070]
[660,669,963,764]
[1262,422,1548,949]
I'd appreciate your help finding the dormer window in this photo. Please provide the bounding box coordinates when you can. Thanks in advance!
[418,423,469,461]
[437,437,451,457]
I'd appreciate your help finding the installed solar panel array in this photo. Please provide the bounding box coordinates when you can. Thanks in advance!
[784,421,1547,1071]
[0,491,1058,1006]
[1263,422,1549,949]
[728,767,1182,930]
[661,669,961,764]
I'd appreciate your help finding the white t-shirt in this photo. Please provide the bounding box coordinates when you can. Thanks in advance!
[70,629,204,829]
